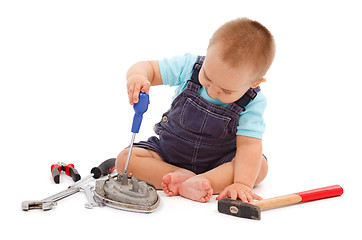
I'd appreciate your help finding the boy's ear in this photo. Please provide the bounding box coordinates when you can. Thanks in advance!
[251,78,266,88]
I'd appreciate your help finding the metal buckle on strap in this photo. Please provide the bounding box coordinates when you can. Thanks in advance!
[248,86,260,99]
[193,56,205,71]
[248,90,257,100]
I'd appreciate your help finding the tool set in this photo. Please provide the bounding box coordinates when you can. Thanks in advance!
[22,92,160,213]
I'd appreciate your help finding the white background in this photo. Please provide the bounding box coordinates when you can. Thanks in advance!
[1,0,361,239]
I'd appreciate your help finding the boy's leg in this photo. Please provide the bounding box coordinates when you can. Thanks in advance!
[117,148,268,202]
[200,154,268,193]
[178,154,268,202]
[116,147,193,189]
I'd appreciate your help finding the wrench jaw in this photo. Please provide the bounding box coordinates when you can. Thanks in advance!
[21,200,57,211]
[82,185,104,209]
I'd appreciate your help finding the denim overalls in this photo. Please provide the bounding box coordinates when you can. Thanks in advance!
[133,56,260,174]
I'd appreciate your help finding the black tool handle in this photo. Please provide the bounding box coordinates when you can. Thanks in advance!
[51,164,61,184]
[91,158,116,179]
[67,165,81,182]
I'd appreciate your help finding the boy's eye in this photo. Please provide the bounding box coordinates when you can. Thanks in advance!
[223,90,232,94]
[203,71,210,81]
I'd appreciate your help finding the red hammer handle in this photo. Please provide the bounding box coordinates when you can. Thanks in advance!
[296,184,343,202]
[252,185,343,210]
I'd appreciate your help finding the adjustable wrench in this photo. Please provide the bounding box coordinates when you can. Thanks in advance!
[22,186,80,211]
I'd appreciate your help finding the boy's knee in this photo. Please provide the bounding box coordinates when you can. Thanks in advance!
[255,155,268,185]
[115,148,129,173]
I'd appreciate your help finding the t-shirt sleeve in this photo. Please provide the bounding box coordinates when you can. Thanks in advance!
[158,53,197,86]
[237,92,267,139]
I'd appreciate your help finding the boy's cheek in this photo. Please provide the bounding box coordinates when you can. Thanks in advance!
[198,76,205,86]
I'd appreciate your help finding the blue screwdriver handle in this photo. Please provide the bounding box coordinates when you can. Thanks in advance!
[131,92,149,133]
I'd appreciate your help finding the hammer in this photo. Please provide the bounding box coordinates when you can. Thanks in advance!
[218,185,343,220]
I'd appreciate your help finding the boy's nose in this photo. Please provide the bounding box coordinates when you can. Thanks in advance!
[207,84,219,98]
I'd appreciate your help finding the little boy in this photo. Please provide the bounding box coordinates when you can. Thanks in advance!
[116,18,275,203]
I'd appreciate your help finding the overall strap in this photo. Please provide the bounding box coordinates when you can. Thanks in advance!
[190,55,205,85]
[190,55,259,111]
[234,86,260,111]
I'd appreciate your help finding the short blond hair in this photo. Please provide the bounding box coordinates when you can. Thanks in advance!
[209,18,276,82]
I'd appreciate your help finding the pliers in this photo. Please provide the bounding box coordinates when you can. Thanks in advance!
[51,162,81,184]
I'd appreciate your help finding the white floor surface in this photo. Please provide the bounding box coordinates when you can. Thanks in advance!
[1,1,361,239]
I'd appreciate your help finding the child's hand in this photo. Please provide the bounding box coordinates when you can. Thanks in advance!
[216,183,262,202]
[127,74,151,105]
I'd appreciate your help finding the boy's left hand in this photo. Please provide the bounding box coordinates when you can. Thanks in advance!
[216,183,262,202]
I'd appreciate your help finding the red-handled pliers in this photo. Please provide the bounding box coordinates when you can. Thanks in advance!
[51,162,81,184]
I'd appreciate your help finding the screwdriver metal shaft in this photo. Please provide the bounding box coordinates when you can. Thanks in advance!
[123,133,136,174]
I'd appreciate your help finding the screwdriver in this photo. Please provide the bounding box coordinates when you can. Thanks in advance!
[123,92,149,174]
[70,158,116,187]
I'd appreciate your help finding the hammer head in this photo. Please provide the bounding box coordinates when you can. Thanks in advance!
[218,198,261,220]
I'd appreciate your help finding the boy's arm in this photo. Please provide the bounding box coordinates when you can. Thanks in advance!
[126,61,162,105]
[234,135,263,188]
[216,135,263,202]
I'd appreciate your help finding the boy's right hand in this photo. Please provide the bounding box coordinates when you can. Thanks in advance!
[127,74,151,105]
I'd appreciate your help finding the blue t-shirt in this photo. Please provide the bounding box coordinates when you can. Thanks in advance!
[158,53,266,139]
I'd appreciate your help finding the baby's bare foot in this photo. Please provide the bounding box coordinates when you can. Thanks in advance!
[179,176,213,203]
[162,169,196,196]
